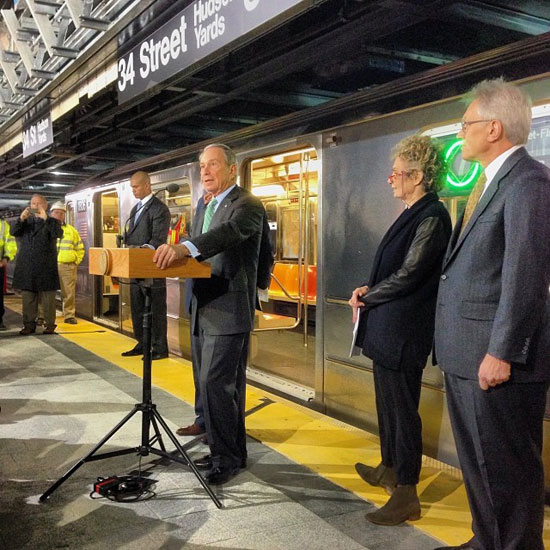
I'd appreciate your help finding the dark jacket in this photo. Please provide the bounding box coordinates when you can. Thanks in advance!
[435,148,550,382]
[257,211,274,291]
[125,195,170,249]
[189,185,273,335]
[358,192,451,369]
[11,216,63,292]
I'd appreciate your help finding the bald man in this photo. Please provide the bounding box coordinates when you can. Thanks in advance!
[11,194,63,334]
[121,171,171,360]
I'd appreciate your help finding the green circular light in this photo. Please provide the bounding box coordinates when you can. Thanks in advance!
[444,139,481,188]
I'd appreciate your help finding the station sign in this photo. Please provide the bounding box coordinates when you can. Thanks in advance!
[117,0,304,104]
[22,108,53,159]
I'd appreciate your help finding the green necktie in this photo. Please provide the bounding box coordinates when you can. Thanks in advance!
[202,198,218,233]
[460,172,487,234]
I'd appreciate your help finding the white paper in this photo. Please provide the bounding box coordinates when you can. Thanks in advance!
[257,287,269,303]
[349,310,362,358]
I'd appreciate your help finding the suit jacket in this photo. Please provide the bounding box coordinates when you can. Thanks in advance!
[434,148,550,382]
[189,185,271,336]
[125,196,170,249]
[357,192,451,369]
[11,216,63,292]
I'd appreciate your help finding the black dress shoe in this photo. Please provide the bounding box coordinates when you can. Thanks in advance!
[121,347,143,357]
[205,466,239,485]
[195,455,247,471]
[152,351,169,360]
[194,454,213,470]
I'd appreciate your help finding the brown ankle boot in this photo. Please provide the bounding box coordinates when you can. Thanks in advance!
[355,462,397,494]
[365,484,421,525]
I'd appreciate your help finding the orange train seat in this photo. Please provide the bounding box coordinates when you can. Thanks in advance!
[268,262,317,305]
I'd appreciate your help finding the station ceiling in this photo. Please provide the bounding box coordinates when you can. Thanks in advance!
[0,0,549,213]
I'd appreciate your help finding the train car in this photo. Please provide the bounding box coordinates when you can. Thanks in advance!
[66,73,550,475]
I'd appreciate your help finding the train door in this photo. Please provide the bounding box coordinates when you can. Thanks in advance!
[247,147,318,393]
[93,189,121,327]
[163,177,194,355]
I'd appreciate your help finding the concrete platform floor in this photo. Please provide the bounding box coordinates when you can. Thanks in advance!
[0,299,519,549]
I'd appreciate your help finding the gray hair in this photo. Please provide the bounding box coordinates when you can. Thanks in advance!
[31,193,48,208]
[469,78,532,145]
[199,143,237,167]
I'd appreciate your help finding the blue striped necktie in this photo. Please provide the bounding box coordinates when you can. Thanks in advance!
[134,200,143,224]
[202,198,218,233]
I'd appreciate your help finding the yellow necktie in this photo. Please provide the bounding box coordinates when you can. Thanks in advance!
[460,172,487,234]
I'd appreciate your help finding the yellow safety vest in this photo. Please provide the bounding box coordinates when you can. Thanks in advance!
[57,224,85,265]
[0,219,17,261]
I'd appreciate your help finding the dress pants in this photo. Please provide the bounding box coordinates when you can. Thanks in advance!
[58,262,77,319]
[373,361,424,485]
[22,290,56,329]
[190,335,205,431]
[191,327,248,470]
[130,279,168,355]
[445,374,548,550]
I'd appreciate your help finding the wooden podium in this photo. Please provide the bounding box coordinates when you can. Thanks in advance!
[41,247,222,507]
[88,247,211,279]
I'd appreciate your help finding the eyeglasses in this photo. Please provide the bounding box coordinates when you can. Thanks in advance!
[460,119,491,131]
[388,170,413,182]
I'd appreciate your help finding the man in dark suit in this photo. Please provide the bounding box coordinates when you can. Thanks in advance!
[122,171,171,360]
[434,78,550,550]
[176,207,273,439]
[154,144,273,485]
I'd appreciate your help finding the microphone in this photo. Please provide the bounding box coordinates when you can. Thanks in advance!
[165,183,180,194]
[120,183,180,247]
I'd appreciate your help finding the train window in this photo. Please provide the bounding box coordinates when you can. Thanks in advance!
[65,202,75,226]
[95,190,120,326]
[281,208,299,260]
[425,103,550,227]
[525,105,550,167]
[246,147,318,390]
[249,148,318,265]
[152,177,191,244]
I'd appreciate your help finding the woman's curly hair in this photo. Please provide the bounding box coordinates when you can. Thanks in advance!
[392,135,446,193]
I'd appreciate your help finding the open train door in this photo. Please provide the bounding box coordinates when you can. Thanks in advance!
[92,188,121,328]
[245,147,319,400]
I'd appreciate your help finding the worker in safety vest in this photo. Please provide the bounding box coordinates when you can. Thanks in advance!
[0,218,17,330]
[49,201,84,324]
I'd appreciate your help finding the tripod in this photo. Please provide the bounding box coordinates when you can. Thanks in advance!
[40,279,222,508]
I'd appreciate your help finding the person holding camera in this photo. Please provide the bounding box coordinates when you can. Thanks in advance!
[11,194,63,335]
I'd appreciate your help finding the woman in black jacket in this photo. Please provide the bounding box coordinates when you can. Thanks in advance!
[349,135,451,526]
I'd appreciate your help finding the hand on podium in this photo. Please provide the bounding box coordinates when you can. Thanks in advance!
[153,243,191,269]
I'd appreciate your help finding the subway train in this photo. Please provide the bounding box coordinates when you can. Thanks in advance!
[63,72,550,476]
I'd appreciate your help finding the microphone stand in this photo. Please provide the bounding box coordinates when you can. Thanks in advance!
[39,184,221,507]
[39,280,222,508]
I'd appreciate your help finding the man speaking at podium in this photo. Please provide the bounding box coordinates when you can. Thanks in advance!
[122,171,171,360]
[154,144,272,485]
